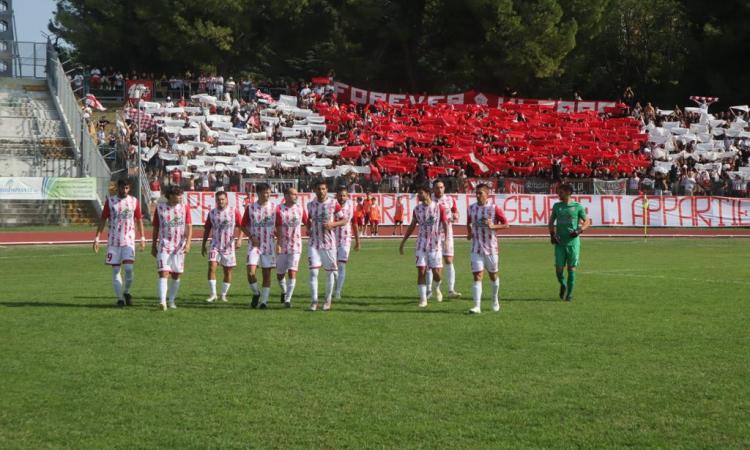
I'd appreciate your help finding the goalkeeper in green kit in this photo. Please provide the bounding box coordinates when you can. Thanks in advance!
[548,184,591,302]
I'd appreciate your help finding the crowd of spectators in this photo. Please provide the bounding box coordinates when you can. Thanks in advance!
[83,74,750,198]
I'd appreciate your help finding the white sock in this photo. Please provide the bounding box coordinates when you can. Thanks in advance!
[123,263,134,293]
[472,281,482,308]
[446,263,455,291]
[285,278,296,302]
[417,284,427,300]
[158,277,168,304]
[112,267,123,300]
[425,270,433,291]
[431,279,442,293]
[261,287,270,304]
[208,279,217,296]
[168,279,180,303]
[491,278,500,302]
[324,271,336,301]
[336,263,346,295]
[309,268,319,302]
[221,282,231,296]
[249,281,260,295]
[277,277,286,294]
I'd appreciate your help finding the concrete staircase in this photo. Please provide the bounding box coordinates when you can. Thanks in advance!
[0,78,98,226]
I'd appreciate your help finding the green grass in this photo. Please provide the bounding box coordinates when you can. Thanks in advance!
[1,239,748,449]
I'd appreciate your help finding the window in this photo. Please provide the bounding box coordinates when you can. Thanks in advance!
[0,61,8,73]
[0,2,7,13]
[0,41,7,52]
[0,21,7,33]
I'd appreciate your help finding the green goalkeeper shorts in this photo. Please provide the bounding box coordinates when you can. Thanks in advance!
[554,242,580,268]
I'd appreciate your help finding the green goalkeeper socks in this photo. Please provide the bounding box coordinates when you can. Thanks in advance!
[556,271,566,286]
[567,271,576,298]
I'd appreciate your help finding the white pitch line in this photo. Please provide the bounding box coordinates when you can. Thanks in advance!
[581,271,750,285]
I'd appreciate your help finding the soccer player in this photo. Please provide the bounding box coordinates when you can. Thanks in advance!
[151,185,192,311]
[93,178,146,307]
[334,186,360,300]
[548,183,591,302]
[305,180,347,311]
[276,187,307,307]
[392,197,405,236]
[369,196,380,236]
[466,184,509,314]
[241,183,277,309]
[429,180,461,298]
[399,184,447,308]
[201,190,243,302]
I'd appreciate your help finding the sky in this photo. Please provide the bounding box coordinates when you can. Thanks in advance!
[13,0,57,43]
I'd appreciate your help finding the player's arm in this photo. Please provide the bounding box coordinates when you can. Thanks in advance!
[93,199,109,253]
[548,207,560,244]
[135,200,146,250]
[450,198,459,222]
[489,206,510,230]
[184,204,193,254]
[325,203,346,230]
[570,207,591,237]
[439,205,448,235]
[352,219,360,251]
[201,216,212,256]
[234,209,243,249]
[466,211,472,241]
[399,213,417,255]
[151,211,160,257]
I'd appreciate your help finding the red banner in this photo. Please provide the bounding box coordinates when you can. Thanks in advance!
[333,82,617,113]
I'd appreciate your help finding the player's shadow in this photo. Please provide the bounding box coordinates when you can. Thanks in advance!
[0,300,115,309]
[503,297,559,302]
[337,295,421,305]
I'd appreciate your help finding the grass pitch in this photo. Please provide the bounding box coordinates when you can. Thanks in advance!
[0,238,748,448]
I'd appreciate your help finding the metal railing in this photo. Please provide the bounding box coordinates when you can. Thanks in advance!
[11,41,47,79]
[46,42,110,211]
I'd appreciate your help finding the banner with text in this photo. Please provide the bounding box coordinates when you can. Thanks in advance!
[183,192,750,228]
[0,177,98,200]
[333,82,617,113]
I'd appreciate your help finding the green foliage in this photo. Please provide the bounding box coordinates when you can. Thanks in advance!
[1,238,749,448]
[50,0,750,104]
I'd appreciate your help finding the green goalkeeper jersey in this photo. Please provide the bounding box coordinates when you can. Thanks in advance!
[551,201,587,246]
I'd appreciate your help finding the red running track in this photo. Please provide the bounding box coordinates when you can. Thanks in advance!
[1,226,749,245]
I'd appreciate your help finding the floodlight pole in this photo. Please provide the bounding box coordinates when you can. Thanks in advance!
[132,87,144,206]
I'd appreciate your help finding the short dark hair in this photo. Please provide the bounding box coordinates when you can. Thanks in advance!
[255,183,270,193]
[283,186,297,195]
[416,184,431,193]
[475,183,490,193]
[215,190,228,199]
[314,179,327,189]
[558,183,574,194]
[116,178,130,187]
[336,185,348,193]
[169,185,183,197]
[434,179,445,187]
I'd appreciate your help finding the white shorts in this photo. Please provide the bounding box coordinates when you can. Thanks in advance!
[157,251,185,274]
[416,250,443,269]
[276,253,301,274]
[471,253,499,274]
[105,245,135,265]
[246,247,276,268]
[308,246,337,272]
[442,232,454,257]
[337,243,351,263]
[208,247,236,267]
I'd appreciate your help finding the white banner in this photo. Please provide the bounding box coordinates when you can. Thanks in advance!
[182,192,750,228]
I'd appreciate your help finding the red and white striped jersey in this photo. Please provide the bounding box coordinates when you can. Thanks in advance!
[153,202,191,253]
[275,203,307,255]
[468,202,507,255]
[433,194,458,238]
[414,201,447,252]
[205,206,241,253]
[306,198,343,250]
[101,195,142,247]
[335,200,355,248]
[242,201,276,255]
